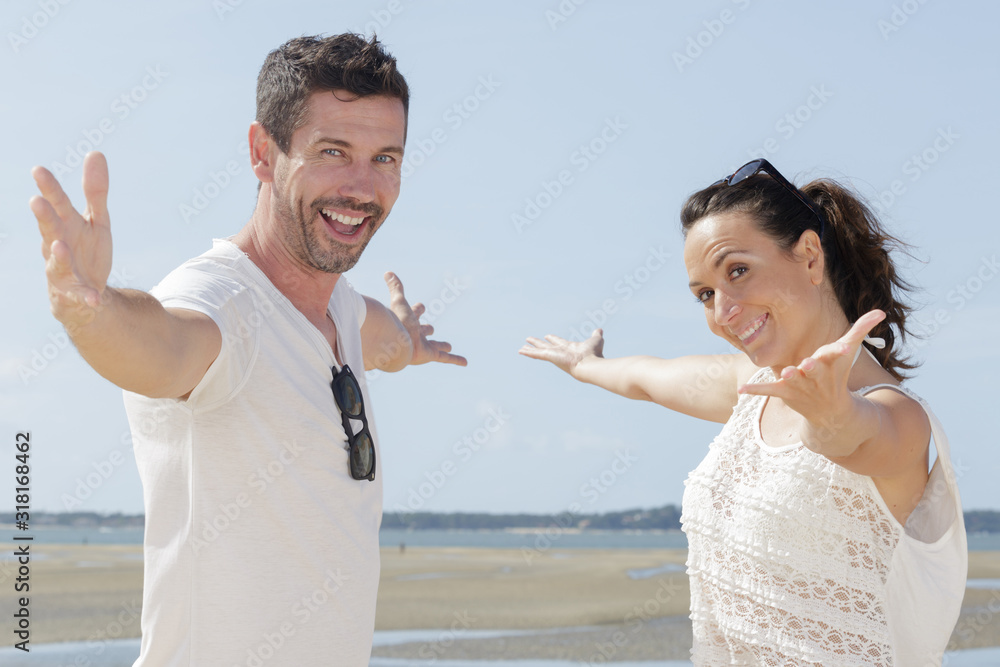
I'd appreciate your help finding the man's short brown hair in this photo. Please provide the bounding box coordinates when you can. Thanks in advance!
[256,33,409,154]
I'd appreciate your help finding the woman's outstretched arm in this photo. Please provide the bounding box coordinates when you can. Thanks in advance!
[520,329,756,424]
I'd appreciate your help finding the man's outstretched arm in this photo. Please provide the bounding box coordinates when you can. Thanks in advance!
[361,272,467,372]
[31,151,220,399]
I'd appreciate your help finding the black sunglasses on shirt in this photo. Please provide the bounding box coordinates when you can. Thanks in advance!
[713,158,826,239]
[331,364,375,482]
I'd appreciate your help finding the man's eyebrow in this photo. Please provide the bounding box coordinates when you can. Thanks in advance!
[315,137,404,155]
[688,249,749,288]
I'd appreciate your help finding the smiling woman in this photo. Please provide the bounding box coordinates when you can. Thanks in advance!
[521,160,968,667]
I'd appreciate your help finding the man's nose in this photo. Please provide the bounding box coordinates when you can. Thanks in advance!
[338,160,376,204]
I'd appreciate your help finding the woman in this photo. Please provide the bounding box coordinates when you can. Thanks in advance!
[520,159,967,667]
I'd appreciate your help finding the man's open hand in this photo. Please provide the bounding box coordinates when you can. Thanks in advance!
[30,151,112,331]
[383,272,467,367]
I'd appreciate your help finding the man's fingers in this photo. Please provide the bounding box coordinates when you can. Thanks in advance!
[45,241,101,309]
[384,271,406,303]
[46,240,76,282]
[412,302,425,319]
[419,338,466,366]
[30,196,63,258]
[31,165,78,222]
[81,152,110,227]
[437,350,468,366]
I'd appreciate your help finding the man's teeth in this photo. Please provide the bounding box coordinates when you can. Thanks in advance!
[322,209,364,226]
[738,315,767,341]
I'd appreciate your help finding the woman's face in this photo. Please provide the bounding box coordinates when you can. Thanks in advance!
[683,211,830,369]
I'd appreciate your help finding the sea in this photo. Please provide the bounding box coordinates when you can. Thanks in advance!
[3,525,1000,550]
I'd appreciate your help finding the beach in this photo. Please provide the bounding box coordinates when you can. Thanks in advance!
[2,544,999,662]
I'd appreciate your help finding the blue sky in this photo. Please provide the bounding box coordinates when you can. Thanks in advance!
[2,0,998,517]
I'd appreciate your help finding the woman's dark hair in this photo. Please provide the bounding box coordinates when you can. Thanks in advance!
[680,173,918,380]
[256,33,409,154]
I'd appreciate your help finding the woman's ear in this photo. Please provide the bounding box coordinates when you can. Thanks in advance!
[794,229,826,286]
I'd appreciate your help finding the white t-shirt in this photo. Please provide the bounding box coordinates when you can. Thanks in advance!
[122,239,382,667]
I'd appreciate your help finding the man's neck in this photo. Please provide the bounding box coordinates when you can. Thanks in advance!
[232,214,340,327]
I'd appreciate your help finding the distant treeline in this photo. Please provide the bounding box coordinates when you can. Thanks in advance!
[0,511,144,528]
[963,510,1000,534]
[5,507,1000,533]
[381,505,684,531]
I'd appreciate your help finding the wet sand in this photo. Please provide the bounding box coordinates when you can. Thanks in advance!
[1,544,997,660]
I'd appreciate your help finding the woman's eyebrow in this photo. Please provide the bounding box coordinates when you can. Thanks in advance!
[689,249,749,288]
[712,249,749,269]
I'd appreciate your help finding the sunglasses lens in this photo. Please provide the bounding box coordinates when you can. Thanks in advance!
[350,432,374,479]
[731,159,764,185]
[334,377,363,417]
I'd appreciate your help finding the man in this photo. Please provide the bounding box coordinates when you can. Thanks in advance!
[30,34,465,665]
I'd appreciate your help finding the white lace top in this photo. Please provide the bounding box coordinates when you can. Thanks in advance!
[681,365,967,667]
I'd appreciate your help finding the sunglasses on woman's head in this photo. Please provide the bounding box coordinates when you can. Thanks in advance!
[713,158,826,239]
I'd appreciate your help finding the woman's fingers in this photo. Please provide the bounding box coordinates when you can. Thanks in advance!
[839,309,886,350]
[523,336,550,349]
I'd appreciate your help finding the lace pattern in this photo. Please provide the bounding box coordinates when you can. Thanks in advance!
[681,367,902,666]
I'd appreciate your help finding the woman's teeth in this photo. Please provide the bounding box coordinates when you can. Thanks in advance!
[738,315,767,341]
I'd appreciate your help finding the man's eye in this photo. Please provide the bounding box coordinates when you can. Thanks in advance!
[374,155,395,164]
[324,149,343,157]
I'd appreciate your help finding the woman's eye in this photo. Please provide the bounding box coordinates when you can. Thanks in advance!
[729,266,747,280]
[696,290,714,304]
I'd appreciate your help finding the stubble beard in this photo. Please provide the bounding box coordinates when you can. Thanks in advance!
[274,186,385,275]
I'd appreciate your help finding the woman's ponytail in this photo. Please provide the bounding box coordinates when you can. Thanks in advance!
[803,180,918,380]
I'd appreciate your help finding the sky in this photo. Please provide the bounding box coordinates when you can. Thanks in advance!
[1,0,998,519]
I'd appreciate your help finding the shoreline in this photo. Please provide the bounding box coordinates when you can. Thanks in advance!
[0,544,996,659]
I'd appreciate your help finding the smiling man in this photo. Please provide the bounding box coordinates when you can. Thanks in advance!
[30,34,465,666]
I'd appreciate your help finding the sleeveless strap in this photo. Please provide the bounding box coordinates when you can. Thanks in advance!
[852,335,885,366]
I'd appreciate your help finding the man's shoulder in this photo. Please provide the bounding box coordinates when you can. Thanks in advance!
[171,238,246,276]
[152,239,257,307]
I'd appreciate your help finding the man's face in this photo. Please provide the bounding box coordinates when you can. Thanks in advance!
[270,90,406,274]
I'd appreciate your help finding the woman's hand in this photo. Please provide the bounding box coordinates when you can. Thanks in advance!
[519,329,604,378]
[738,309,886,455]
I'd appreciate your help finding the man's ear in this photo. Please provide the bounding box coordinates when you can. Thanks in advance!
[249,121,277,184]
